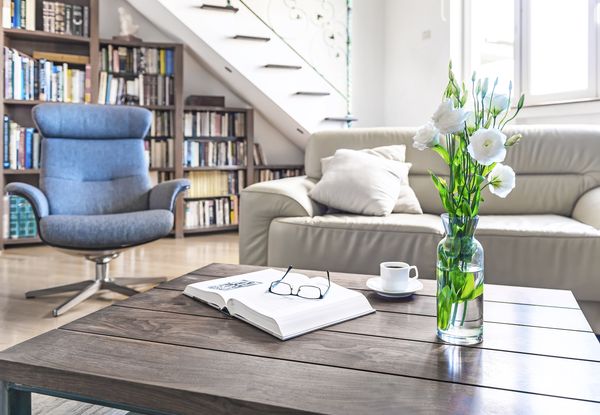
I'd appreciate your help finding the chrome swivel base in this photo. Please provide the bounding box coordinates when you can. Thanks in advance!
[25,252,165,317]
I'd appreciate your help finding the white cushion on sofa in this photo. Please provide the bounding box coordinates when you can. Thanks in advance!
[319,146,422,214]
[309,149,405,216]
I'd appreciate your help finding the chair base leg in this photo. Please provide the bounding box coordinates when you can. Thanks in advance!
[26,252,165,317]
[25,281,93,299]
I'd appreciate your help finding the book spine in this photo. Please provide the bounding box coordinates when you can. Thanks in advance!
[3,115,9,168]
[13,0,20,29]
[82,5,88,37]
[84,63,91,103]
[24,128,32,169]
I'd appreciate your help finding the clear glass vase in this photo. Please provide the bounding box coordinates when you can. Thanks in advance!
[436,213,484,345]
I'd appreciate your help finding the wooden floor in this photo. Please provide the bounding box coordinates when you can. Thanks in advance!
[0,233,239,415]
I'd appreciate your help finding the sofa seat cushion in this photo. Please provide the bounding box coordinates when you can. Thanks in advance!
[40,210,174,250]
[267,214,600,301]
[477,215,600,237]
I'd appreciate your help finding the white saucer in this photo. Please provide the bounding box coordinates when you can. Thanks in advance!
[366,277,423,298]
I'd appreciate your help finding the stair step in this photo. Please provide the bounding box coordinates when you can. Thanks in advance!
[324,116,358,122]
[233,35,271,42]
[295,91,331,96]
[198,4,239,12]
[264,64,302,70]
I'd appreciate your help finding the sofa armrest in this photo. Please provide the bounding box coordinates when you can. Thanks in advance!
[239,176,325,265]
[5,182,49,219]
[573,187,600,229]
[149,179,191,212]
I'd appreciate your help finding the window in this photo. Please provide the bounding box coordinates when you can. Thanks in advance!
[463,0,600,105]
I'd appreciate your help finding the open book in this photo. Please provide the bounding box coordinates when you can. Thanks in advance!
[183,269,375,340]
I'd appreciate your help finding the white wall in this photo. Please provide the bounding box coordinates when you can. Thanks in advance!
[382,0,450,127]
[351,0,385,127]
[99,0,304,164]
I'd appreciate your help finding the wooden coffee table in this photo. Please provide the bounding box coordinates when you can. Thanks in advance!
[1,263,599,414]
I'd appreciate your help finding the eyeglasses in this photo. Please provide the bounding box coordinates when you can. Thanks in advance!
[268,265,331,299]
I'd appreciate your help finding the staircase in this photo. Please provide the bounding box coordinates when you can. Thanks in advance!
[126,0,351,149]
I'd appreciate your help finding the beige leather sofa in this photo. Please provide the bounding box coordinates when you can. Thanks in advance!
[240,126,600,331]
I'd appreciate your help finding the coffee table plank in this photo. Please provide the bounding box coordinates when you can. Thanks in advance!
[163,263,580,308]
[0,330,598,415]
[61,306,600,402]
[114,290,600,361]
[356,291,592,332]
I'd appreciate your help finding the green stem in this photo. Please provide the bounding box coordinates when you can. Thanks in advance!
[460,301,468,326]
[450,301,459,327]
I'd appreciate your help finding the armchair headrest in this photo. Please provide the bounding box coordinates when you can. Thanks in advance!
[33,103,152,140]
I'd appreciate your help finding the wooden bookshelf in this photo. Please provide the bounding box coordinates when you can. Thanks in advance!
[0,0,99,249]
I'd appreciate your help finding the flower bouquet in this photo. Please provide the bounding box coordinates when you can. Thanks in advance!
[413,63,525,345]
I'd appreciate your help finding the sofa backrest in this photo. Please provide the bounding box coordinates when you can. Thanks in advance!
[305,126,600,216]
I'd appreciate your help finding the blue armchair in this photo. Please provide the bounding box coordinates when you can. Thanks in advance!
[5,104,190,317]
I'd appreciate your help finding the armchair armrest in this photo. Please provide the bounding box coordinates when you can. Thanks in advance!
[5,182,49,218]
[149,179,190,212]
[239,176,326,266]
[573,187,600,229]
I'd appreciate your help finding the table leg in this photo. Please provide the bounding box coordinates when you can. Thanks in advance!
[0,381,31,415]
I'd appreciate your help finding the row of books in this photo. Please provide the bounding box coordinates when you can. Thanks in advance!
[184,140,246,168]
[254,168,304,183]
[184,196,239,229]
[97,72,173,106]
[252,143,268,165]
[4,48,92,102]
[101,45,175,76]
[2,195,37,239]
[184,111,246,138]
[149,110,173,138]
[146,139,174,169]
[186,171,245,198]
[3,116,41,169]
[1,1,89,37]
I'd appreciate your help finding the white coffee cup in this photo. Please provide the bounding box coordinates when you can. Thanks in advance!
[380,261,419,292]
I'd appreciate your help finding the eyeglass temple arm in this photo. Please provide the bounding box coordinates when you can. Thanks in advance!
[276,265,293,283]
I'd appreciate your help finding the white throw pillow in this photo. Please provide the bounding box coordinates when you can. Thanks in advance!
[320,145,423,214]
[309,149,405,216]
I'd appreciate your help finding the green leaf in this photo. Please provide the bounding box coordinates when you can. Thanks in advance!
[432,145,450,164]
[460,273,475,301]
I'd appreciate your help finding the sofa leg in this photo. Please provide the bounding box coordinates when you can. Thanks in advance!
[102,282,139,297]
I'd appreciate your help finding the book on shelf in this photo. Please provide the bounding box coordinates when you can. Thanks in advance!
[184,195,239,229]
[101,45,174,76]
[149,170,175,187]
[25,1,90,36]
[148,110,173,138]
[184,111,245,138]
[252,143,267,165]
[254,168,304,183]
[184,140,246,168]
[186,170,245,198]
[183,269,375,340]
[145,138,174,169]
[2,195,37,239]
[3,116,41,170]
[97,71,173,106]
[4,47,91,103]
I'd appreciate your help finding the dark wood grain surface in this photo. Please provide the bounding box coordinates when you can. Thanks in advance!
[1,263,599,415]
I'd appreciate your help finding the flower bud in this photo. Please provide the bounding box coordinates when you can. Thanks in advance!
[505,133,522,147]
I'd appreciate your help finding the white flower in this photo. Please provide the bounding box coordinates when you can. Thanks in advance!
[465,111,477,129]
[413,122,440,150]
[431,99,468,134]
[486,94,509,115]
[488,163,516,198]
[467,128,507,165]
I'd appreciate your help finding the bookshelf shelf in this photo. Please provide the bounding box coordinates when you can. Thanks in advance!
[3,100,85,106]
[3,28,91,44]
[3,236,42,245]
[183,224,239,234]
[184,166,245,171]
[4,169,40,175]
